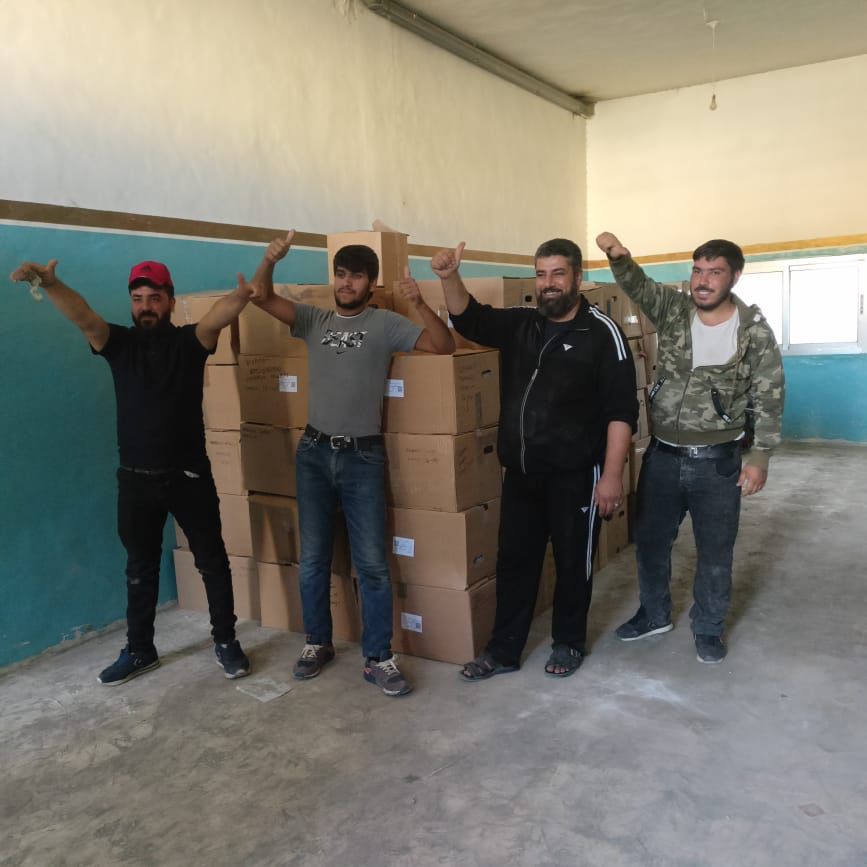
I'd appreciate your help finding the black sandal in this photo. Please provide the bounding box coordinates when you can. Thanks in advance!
[459,650,519,682]
[544,644,583,678]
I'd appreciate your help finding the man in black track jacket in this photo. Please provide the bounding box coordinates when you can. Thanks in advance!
[434,239,638,680]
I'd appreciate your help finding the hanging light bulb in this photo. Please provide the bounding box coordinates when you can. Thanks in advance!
[706,17,719,111]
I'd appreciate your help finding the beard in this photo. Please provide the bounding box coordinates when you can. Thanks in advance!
[691,284,734,312]
[536,284,579,320]
[132,310,172,331]
[334,287,371,312]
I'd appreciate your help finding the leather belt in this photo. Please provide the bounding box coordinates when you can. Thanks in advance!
[651,438,741,460]
[305,424,384,451]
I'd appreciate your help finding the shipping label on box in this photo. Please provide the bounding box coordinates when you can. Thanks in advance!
[383,350,500,434]
[239,355,308,428]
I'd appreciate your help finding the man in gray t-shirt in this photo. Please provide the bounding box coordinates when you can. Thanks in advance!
[249,232,454,696]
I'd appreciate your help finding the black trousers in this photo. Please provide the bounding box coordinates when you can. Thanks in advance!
[117,467,236,655]
[487,465,602,667]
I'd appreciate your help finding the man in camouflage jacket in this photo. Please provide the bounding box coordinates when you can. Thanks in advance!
[596,231,785,663]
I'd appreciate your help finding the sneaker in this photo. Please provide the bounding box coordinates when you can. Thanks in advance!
[363,655,412,697]
[695,634,727,664]
[615,607,674,641]
[215,640,251,679]
[98,646,160,686]
[293,643,335,680]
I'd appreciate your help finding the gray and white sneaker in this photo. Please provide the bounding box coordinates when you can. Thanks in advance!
[293,643,335,680]
[363,655,412,697]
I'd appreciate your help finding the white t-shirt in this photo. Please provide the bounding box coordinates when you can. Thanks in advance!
[691,309,739,369]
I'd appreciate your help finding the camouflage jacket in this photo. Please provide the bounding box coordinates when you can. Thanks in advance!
[609,255,785,470]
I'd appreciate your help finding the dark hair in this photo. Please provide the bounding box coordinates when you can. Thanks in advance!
[129,278,174,299]
[333,245,379,283]
[692,239,745,274]
[534,238,583,272]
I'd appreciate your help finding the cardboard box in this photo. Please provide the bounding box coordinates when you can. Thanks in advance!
[627,338,647,390]
[635,389,650,441]
[383,349,500,435]
[631,436,652,494]
[174,492,252,558]
[238,355,308,429]
[602,285,642,339]
[327,230,408,290]
[392,279,482,350]
[238,300,307,358]
[258,561,303,631]
[580,285,604,309]
[249,494,350,575]
[390,575,497,664]
[385,427,501,512]
[172,292,238,365]
[599,504,630,559]
[257,563,361,641]
[173,549,260,621]
[464,276,536,309]
[241,423,304,496]
[203,365,241,431]
[248,494,300,565]
[206,429,246,496]
[387,499,500,590]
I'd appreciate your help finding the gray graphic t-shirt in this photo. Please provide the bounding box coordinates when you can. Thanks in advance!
[292,303,422,436]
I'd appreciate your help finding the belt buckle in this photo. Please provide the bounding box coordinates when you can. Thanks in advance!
[330,435,350,450]
[688,446,701,458]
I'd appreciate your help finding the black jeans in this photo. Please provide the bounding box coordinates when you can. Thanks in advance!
[634,442,742,636]
[117,467,236,654]
[487,465,602,667]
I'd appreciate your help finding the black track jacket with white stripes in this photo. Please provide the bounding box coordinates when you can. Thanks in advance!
[450,294,638,474]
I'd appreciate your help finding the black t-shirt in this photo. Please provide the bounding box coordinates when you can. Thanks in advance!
[95,323,213,470]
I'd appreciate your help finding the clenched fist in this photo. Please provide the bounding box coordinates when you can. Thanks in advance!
[431,242,466,279]
[595,232,629,260]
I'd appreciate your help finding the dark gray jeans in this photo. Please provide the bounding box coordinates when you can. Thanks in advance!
[634,441,742,636]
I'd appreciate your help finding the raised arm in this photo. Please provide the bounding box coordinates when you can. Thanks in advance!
[10,259,110,350]
[396,265,455,355]
[595,232,631,261]
[432,242,470,316]
[195,273,256,351]
[249,231,298,327]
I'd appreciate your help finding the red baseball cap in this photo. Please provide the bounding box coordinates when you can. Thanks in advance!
[128,261,175,294]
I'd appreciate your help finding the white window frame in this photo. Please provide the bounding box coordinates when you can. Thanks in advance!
[739,253,867,356]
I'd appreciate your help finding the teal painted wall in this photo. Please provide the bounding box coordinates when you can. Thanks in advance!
[587,251,867,444]
[0,222,533,668]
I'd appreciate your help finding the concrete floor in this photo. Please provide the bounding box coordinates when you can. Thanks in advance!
[2,442,866,867]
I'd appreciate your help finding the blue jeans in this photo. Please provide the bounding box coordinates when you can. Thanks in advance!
[634,441,742,636]
[295,434,392,660]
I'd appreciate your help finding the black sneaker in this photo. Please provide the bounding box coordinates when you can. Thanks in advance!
[363,655,412,697]
[695,634,727,664]
[293,643,335,680]
[215,640,251,679]
[98,646,160,686]
[615,607,674,641]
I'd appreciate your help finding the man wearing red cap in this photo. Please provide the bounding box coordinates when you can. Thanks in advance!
[10,257,255,685]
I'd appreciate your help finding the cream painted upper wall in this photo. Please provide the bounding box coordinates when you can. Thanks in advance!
[586,54,867,258]
[0,0,585,255]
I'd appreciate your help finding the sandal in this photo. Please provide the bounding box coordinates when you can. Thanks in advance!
[544,644,583,678]
[459,650,519,682]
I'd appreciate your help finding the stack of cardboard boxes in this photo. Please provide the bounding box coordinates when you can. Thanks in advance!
[170,293,260,623]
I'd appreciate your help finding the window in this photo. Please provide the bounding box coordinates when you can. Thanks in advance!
[736,254,866,355]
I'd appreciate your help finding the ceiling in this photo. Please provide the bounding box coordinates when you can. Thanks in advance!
[375,0,867,102]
